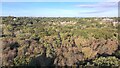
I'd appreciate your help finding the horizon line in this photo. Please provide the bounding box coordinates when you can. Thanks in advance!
[0,16,118,18]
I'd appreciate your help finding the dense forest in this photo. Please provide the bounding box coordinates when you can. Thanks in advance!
[0,16,120,67]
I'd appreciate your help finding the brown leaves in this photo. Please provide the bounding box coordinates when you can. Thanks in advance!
[54,46,84,66]
[98,39,118,55]
[82,47,97,59]
[2,38,19,66]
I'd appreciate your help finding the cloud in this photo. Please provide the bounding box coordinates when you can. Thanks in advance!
[80,10,107,14]
[76,2,117,8]
[105,0,120,2]
[75,2,118,14]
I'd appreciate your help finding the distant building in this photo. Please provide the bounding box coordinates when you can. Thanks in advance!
[60,21,76,25]
[102,18,113,22]
[112,21,118,27]
[13,17,16,21]
[102,18,120,27]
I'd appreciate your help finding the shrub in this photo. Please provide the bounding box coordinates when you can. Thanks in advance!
[93,57,120,66]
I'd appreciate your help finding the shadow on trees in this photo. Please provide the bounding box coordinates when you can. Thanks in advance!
[28,54,55,68]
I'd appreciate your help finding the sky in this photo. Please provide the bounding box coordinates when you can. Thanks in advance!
[1,0,119,17]
[1,0,120,2]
